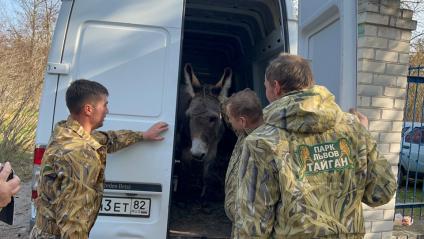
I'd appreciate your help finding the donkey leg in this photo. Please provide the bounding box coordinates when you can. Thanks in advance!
[201,158,218,214]
[176,148,194,203]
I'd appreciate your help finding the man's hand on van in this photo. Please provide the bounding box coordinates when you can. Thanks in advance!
[0,162,21,207]
[143,122,169,141]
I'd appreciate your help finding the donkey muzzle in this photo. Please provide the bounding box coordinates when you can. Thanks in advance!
[191,138,208,161]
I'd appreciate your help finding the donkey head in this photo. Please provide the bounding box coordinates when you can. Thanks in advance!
[183,63,232,162]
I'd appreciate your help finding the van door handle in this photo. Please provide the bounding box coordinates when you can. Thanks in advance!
[46,63,70,75]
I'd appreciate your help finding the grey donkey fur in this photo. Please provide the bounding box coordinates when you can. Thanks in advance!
[176,63,232,203]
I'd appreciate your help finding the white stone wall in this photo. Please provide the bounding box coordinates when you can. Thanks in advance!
[357,0,416,238]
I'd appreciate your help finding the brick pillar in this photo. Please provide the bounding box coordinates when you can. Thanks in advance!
[357,0,416,238]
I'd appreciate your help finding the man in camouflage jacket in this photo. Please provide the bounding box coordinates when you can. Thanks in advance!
[234,54,397,239]
[223,89,263,236]
[30,79,168,239]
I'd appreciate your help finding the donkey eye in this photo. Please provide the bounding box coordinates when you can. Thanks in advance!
[209,116,218,123]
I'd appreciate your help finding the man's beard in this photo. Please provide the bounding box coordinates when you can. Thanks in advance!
[94,120,104,129]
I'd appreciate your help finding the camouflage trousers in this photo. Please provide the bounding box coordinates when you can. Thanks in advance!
[29,226,60,239]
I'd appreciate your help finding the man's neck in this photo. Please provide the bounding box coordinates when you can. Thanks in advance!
[246,118,264,131]
[70,114,92,133]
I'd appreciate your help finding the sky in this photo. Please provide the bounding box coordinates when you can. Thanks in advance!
[0,0,17,14]
[0,0,19,25]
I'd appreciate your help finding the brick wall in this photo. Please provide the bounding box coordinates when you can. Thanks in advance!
[357,0,416,238]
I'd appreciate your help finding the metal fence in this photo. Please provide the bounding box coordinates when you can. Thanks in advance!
[395,66,424,221]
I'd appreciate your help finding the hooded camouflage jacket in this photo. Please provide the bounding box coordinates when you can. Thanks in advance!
[31,117,144,239]
[234,85,396,239]
[225,129,255,223]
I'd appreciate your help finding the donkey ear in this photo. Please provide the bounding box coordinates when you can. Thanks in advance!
[184,63,201,98]
[216,67,232,102]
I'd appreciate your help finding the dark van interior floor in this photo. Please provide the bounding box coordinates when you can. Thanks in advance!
[169,201,232,239]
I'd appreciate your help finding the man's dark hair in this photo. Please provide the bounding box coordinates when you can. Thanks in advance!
[224,88,263,124]
[265,53,315,92]
[66,79,109,114]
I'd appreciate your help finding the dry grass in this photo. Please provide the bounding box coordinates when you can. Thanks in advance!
[0,0,60,181]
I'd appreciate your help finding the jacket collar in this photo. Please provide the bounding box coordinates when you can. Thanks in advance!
[65,116,103,150]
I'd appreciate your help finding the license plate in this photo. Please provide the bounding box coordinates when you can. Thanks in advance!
[99,196,151,218]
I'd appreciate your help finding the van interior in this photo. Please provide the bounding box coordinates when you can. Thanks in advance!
[169,0,287,238]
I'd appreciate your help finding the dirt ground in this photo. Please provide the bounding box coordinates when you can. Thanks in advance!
[1,181,423,239]
[169,200,232,238]
[0,181,31,239]
[393,221,424,239]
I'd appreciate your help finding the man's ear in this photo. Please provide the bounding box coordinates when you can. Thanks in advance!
[82,104,93,116]
[273,80,283,97]
[240,116,247,129]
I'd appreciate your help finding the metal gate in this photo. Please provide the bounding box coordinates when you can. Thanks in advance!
[395,66,424,221]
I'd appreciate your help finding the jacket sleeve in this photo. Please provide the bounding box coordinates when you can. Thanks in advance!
[92,130,144,153]
[362,129,397,207]
[235,137,279,238]
[42,152,99,239]
[224,135,244,222]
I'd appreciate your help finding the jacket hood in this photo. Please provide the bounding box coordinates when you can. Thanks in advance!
[263,85,343,133]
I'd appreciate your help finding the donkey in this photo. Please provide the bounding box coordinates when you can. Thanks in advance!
[176,63,233,204]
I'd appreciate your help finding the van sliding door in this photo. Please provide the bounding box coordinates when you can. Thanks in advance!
[298,0,357,110]
[51,0,184,238]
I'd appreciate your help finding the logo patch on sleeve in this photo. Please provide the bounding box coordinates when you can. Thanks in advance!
[297,138,353,178]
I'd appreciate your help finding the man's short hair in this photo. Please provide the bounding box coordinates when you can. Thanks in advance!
[265,53,315,92]
[66,79,109,114]
[225,88,263,124]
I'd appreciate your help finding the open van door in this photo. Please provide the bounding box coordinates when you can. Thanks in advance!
[298,0,357,110]
[49,0,183,238]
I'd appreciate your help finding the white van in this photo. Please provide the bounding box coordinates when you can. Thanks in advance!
[31,0,356,238]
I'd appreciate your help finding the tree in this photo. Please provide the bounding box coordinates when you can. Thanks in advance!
[0,0,60,178]
[398,1,424,123]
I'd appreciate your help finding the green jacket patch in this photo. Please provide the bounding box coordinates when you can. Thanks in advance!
[298,138,353,178]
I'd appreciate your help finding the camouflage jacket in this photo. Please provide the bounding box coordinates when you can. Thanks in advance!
[234,85,396,239]
[225,129,254,222]
[32,117,144,239]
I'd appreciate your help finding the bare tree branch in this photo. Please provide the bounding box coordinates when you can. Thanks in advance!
[0,0,60,161]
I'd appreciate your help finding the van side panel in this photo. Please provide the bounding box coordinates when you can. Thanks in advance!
[48,1,183,238]
[298,0,357,110]
[35,1,74,144]
[75,23,169,117]
[283,0,298,54]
